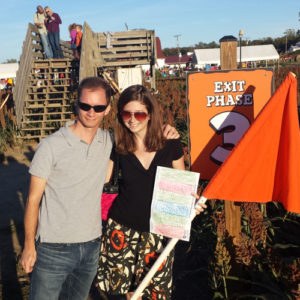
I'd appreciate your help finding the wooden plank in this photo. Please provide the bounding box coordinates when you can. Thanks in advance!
[99,39,152,46]
[31,35,41,43]
[0,94,10,111]
[14,24,34,126]
[100,45,149,52]
[101,52,152,59]
[102,59,150,67]
[28,84,70,95]
[79,21,103,81]
[98,30,154,39]
[23,112,73,116]
[25,104,71,108]
[28,79,70,85]
[32,52,44,59]
[29,23,39,33]
[32,43,43,51]
[22,119,71,124]
[21,126,60,131]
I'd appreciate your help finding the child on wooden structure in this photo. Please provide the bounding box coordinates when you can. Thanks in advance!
[68,23,77,58]
[75,24,83,59]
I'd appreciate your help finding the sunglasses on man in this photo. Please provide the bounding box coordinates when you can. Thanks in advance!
[78,102,108,113]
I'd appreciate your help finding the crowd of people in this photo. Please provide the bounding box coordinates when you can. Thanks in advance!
[0,78,14,90]
[20,77,207,300]
[34,5,82,60]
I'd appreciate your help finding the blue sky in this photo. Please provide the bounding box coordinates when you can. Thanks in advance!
[0,0,299,62]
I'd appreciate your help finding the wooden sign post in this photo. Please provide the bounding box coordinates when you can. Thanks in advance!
[219,35,241,239]
[187,37,273,241]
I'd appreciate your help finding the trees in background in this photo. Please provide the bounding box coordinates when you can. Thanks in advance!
[162,29,300,56]
[2,59,17,64]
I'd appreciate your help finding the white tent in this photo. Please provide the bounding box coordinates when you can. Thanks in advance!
[0,63,19,79]
[192,48,220,67]
[193,44,279,68]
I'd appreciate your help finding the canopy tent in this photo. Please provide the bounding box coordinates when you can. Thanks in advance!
[193,44,279,68]
[0,63,19,79]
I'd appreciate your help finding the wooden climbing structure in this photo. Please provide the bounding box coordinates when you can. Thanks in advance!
[13,22,156,141]
[79,22,156,88]
[20,59,78,140]
[13,23,78,140]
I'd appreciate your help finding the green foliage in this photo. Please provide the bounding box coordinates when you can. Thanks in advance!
[0,117,17,153]
[173,195,300,299]
[2,58,17,64]
[174,118,188,146]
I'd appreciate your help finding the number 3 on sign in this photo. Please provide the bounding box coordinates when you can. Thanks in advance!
[210,111,250,165]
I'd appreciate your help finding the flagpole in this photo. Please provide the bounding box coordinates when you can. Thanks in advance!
[130,196,207,300]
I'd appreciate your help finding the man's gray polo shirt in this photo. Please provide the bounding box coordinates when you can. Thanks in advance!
[29,121,113,243]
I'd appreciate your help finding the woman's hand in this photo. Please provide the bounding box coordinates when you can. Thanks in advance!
[162,124,180,139]
[191,192,207,215]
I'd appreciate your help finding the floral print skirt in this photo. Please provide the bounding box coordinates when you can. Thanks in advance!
[96,218,174,300]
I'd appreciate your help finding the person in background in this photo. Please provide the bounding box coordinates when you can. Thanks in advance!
[0,79,6,90]
[75,24,83,59]
[96,85,206,300]
[6,78,13,89]
[68,23,77,58]
[33,5,53,59]
[44,6,64,59]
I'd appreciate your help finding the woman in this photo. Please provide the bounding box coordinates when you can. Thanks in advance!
[96,85,206,300]
[44,6,64,59]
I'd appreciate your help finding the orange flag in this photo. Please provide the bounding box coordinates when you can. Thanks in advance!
[202,73,300,214]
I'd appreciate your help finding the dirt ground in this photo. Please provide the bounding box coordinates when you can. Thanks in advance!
[0,141,112,300]
[0,141,36,300]
[0,142,204,300]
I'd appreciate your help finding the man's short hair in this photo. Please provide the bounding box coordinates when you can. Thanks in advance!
[78,77,111,104]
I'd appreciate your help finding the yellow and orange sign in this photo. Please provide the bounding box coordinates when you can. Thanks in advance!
[187,69,274,180]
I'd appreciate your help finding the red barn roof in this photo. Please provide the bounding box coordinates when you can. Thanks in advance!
[165,54,192,64]
[156,37,165,59]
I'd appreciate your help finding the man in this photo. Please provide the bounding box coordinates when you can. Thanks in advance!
[33,5,53,59]
[21,77,179,300]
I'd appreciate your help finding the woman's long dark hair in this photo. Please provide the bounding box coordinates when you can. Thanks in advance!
[115,85,165,154]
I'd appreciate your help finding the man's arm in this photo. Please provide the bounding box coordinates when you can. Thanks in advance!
[33,13,41,26]
[21,175,47,273]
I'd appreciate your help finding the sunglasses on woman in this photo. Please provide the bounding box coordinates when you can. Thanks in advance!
[78,102,107,113]
[121,111,148,121]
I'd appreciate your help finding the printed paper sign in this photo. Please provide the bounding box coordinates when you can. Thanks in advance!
[150,166,200,241]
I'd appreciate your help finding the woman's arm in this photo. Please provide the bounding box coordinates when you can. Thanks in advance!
[172,155,207,214]
[172,155,185,170]
[105,159,114,183]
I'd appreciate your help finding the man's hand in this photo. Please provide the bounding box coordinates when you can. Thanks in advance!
[21,245,37,273]
[21,175,46,273]
[163,124,180,139]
